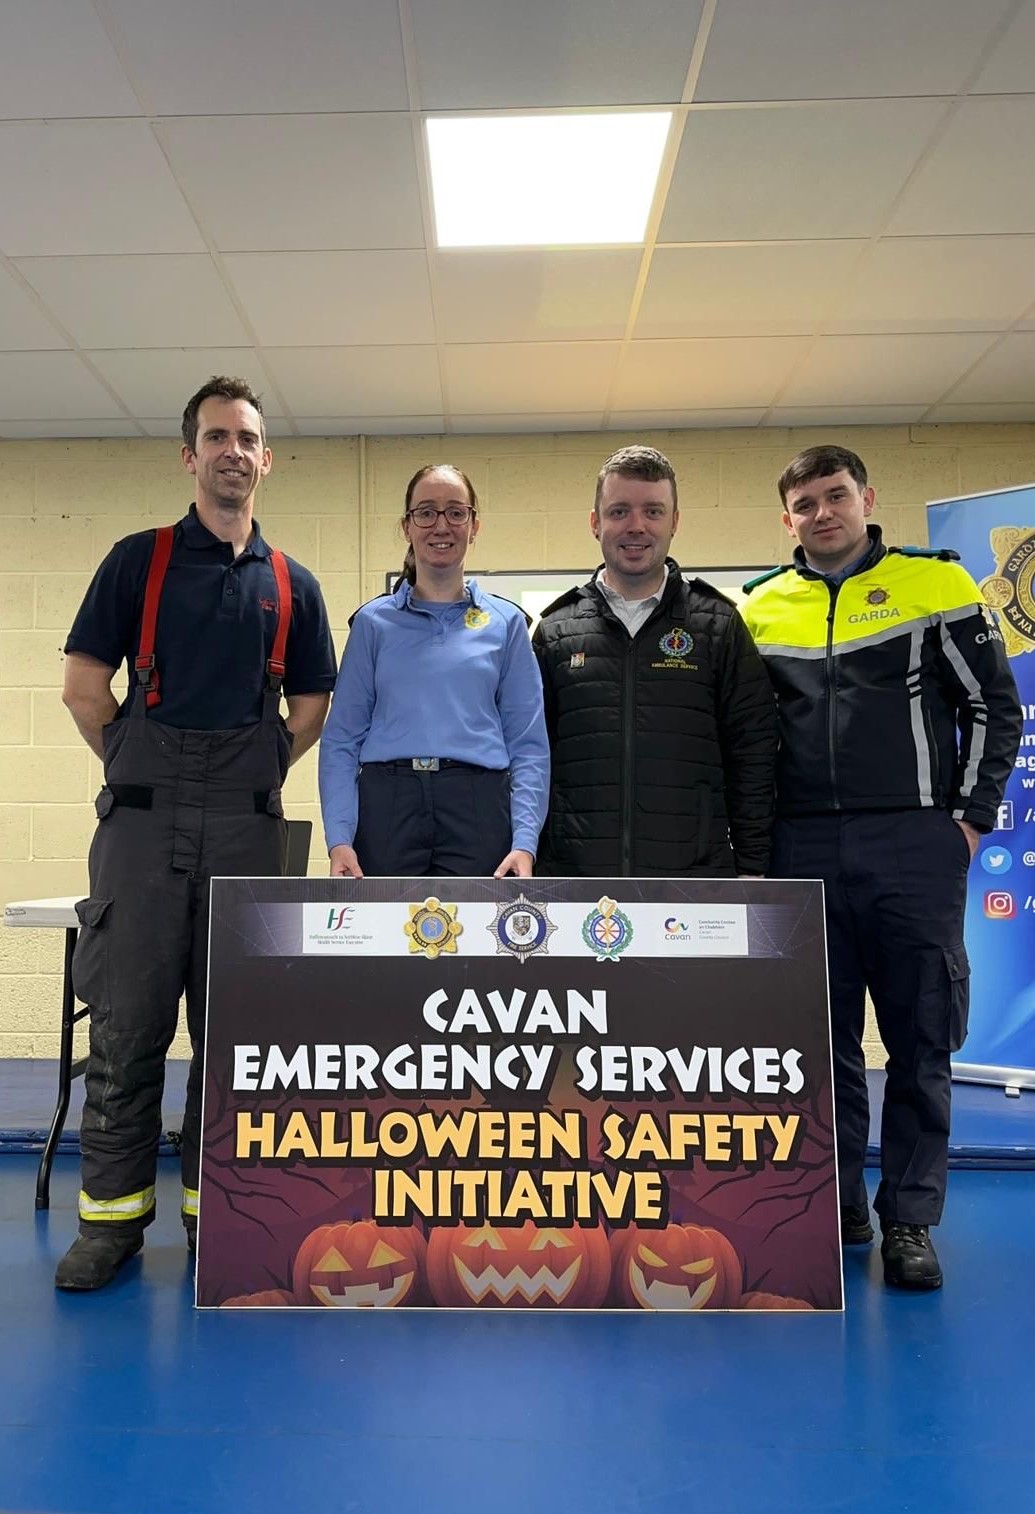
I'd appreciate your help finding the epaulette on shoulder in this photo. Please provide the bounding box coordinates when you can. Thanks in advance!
[888,544,960,562]
[686,575,736,610]
[347,591,393,629]
[537,584,584,622]
[483,591,532,628]
[742,564,791,595]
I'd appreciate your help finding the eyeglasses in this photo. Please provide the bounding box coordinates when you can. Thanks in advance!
[406,505,475,528]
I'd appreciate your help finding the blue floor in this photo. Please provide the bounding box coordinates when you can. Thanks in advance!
[1,1153,1034,1513]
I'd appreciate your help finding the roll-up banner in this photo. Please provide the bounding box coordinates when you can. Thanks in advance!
[927,484,1035,1090]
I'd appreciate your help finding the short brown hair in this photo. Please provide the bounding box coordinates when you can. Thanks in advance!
[594,445,677,511]
[181,376,266,452]
[778,445,867,504]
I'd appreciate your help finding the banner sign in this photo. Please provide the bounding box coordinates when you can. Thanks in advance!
[197,878,842,1311]
[928,485,1035,1084]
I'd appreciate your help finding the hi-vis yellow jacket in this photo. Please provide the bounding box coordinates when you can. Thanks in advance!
[742,526,1022,830]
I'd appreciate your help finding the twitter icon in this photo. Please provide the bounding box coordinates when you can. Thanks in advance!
[981,847,1013,874]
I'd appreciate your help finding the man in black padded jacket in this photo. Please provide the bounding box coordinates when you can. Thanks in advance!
[533,446,777,878]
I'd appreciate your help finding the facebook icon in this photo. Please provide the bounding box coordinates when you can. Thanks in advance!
[997,801,1014,831]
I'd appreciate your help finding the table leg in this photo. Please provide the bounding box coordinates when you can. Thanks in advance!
[35,927,84,1210]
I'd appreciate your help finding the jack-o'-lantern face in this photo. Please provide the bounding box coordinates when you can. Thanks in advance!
[427,1221,611,1308]
[612,1223,742,1310]
[292,1221,426,1308]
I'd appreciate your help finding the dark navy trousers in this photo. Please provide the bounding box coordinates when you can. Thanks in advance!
[772,808,971,1227]
[355,763,511,876]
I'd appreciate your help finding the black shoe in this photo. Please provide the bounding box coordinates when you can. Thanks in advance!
[881,1224,943,1290]
[185,1223,197,1256]
[840,1203,874,1245]
[54,1232,143,1291]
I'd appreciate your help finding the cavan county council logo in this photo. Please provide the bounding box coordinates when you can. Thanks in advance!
[488,896,556,963]
[866,587,889,606]
[659,628,694,659]
[404,898,463,959]
[581,896,633,962]
[980,527,1035,656]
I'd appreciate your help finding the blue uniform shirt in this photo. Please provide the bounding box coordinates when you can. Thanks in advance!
[64,505,337,729]
[319,579,549,855]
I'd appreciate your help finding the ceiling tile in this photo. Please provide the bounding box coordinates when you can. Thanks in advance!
[971,0,1035,92]
[263,348,443,416]
[106,0,408,113]
[412,0,704,109]
[433,250,641,342]
[0,353,127,420]
[779,334,999,406]
[15,256,249,349]
[0,419,143,439]
[828,237,1035,333]
[0,0,140,119]
[924,403,1035,423]
[941,334,1035,403]
[295,416,446,436]
[86,349,274,418]
[768,406,928,426]
[637,243,865,337]
[660,101,948,242]
[0,122,204,257]
[694,0,1013,100]
[223,253,435,347]
[443,343,621,412]
[155,116,423,253]
[0,267,68,351]
[451,413,604,433]
[608,409,766,428]
[612,338,809,410]
[887,98,1035,235]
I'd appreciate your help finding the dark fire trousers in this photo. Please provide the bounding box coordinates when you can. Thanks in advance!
[71,693,291,1234]
[772,808,971,1227]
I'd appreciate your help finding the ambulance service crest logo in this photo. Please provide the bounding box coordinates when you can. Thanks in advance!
[488,896,556,964]
[404,898,463,958]
[980,527,1035,656]
[659,628,694,659]
[581,896,633,962]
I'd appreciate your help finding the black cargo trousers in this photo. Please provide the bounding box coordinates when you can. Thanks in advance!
[772,808,971,1227]
[71,689,291,1237]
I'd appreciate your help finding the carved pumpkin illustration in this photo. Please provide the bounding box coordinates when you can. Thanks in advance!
[611,1223,742,1310]
[427,1221,611,1308]
[740,1291,814,1311]
[220,1288,295,1308]
[292,1220,426,1308]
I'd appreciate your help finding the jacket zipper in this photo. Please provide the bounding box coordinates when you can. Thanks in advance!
[825,582,840,808]
[620,631,637,874]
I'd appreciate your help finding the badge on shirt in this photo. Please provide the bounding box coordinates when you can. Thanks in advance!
[464,607,491,630]
[570,651,585,668]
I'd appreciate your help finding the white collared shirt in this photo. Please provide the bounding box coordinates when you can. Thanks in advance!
[597,574,664,637]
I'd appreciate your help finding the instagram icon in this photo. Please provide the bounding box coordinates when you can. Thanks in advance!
[984,890,1016,920]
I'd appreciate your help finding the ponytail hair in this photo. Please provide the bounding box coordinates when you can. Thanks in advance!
[393,544,417,592]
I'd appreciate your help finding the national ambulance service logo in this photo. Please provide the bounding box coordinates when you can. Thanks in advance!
[464,606,491,630]
[980,527,1035,656]
[581,896,633,962]
[404,898,462,958]
[488,896,556,963]
[865,587,889,605]
[659,628,694,659]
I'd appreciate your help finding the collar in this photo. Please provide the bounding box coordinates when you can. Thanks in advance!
[793,523,886,582]
[392,576,481,611]
[180,503,269,558]
[584,559,685,622]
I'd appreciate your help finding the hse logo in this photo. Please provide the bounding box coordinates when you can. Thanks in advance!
[984,890,1016,920]
[980,848,1012,875]
[326,907,355,931]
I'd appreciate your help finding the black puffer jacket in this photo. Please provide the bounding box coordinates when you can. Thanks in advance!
[532,561,777,877]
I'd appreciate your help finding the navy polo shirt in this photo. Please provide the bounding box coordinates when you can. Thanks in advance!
[65,505,337,730]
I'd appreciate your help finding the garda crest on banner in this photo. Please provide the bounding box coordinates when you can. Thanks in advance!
[980,527,1035,657]
[488,896,556,963]
[404,898,462,958]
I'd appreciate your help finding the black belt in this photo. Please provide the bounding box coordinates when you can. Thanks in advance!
[363,759,503,774]
[105,783,280,813]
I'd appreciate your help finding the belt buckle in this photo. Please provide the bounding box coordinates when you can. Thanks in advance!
[412,756,439,772]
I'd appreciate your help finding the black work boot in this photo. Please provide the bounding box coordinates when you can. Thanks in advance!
[840,1202,874,1245]
[54,1231,143,1291]
[185,1220,197,1256]
[881,1223,943,1290]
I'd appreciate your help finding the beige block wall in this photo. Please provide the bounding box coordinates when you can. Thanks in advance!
[3,421,1035,1067]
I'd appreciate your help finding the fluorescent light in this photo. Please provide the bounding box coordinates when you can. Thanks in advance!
[427,113,672,248]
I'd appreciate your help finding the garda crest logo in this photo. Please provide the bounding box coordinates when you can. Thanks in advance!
[866,588,889,606]
[404,897,462,959]
[659,627,694,659]
[464,606,491,630]
[581,896,633,962]
[488,896,556,964]
[980,528,1035,657]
